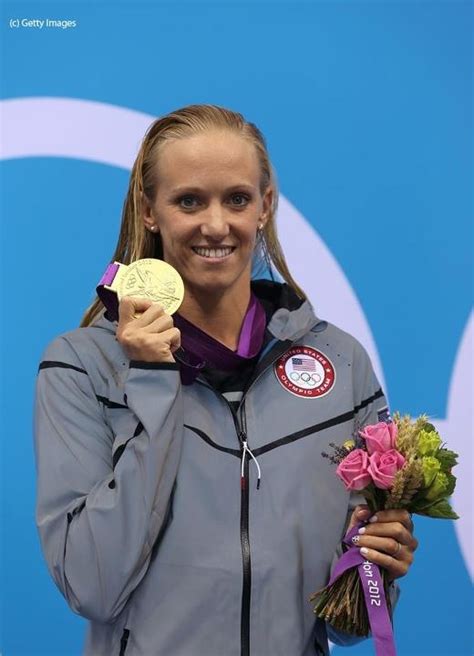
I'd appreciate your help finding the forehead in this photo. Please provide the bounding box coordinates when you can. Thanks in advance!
[155,130,261,190]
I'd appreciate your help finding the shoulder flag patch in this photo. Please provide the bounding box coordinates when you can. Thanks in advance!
[274,345,336,398]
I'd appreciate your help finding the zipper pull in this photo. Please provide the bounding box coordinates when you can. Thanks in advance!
[240,437,262,490]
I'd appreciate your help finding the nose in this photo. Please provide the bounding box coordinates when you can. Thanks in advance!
[200,203,230,240]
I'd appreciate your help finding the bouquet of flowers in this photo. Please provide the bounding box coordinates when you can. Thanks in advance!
[309,413,458,641]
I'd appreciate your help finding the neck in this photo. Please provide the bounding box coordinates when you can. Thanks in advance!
[178,288,252,351]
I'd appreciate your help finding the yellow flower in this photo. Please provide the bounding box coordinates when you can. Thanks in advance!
[418,429,442,456]
[425,472,449,501]
[422,456,441,487]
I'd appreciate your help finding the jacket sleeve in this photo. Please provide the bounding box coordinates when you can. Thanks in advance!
[326,340,400,647]
[352,339,390,431]
[34,336,184,623]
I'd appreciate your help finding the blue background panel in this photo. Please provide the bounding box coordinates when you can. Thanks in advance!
[1,1,472,654]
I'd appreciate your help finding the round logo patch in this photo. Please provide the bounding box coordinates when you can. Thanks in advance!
[274,346,336,398]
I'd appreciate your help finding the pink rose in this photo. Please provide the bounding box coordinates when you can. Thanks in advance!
[336,449,372,491]
[368,449,406,489]
[359,421,398,455]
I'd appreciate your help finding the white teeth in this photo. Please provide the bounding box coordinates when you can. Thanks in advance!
[193,247,234,258]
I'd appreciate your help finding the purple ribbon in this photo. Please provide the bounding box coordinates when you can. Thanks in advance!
[98,262,120,286]
[173,292,267,384]
[328,523,397,656]
[96,262,121,320]
[235,292,263,356]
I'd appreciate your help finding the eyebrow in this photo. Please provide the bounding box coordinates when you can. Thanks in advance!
[169,183,256,195]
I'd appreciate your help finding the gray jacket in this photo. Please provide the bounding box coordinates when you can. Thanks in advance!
[34,283,396,656]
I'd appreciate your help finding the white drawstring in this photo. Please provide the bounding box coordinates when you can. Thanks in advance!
[241,440,262,489]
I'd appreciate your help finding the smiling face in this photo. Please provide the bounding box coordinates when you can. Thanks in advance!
[142,129,273,306]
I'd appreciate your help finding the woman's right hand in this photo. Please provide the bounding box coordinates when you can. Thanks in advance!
[116,297,181,363]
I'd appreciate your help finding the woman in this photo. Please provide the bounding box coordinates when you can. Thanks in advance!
[34,104,417,656]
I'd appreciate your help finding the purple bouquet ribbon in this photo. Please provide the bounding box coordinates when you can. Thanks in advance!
[327,523,397,656]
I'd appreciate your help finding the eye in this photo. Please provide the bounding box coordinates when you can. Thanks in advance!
[230,193,250,207]
[176,192,251,210]
[178,195,199,209]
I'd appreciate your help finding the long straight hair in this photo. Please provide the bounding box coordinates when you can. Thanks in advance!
[81,104,305,327]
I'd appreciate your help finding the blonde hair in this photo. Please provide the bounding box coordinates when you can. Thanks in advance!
[81,103,306,327]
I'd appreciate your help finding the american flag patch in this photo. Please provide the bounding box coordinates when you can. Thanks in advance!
[275,346,336,398]
[292,357,316,372]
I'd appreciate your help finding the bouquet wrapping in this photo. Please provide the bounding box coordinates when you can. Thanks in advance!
[309,413,458,655]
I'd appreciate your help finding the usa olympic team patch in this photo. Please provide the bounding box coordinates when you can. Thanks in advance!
[274,346,336,398]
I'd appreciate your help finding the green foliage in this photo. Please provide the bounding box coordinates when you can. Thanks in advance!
[445,472,457,497]
[417,498,459,519]
[421,422,437,433]
[435,448,459,470]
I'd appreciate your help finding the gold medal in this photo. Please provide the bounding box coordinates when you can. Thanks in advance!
[103,259,184,316]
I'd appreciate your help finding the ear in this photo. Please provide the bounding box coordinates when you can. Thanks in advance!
[141,192,159,233]
[260,186,274,228]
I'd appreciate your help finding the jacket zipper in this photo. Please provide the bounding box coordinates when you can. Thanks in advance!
[119,628,130,655]
[195,379,252,656]
[195,345,289,656]
[231,402,253,656]
[239,428,251,656]
[190,334,320,654]
[227,401,252,656]
[193,343,292,656]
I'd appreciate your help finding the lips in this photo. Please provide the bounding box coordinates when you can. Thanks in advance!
[192,246,235,259]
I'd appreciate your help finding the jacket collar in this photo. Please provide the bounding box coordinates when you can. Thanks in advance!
[250,279,320,342]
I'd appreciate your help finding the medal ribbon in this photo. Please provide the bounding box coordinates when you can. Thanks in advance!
[327,523,397,656]
[174,292,267,384]
[96,263,121,320]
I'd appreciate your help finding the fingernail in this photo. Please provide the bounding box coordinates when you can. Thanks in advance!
[360,547,369,555]
[357,509,368,517]
[369,515,378,523]
[351,535,360,544]
[358,527,366,535]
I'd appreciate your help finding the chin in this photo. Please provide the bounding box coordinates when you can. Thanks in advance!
[191,278,232,295]
[186,272,248,298]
